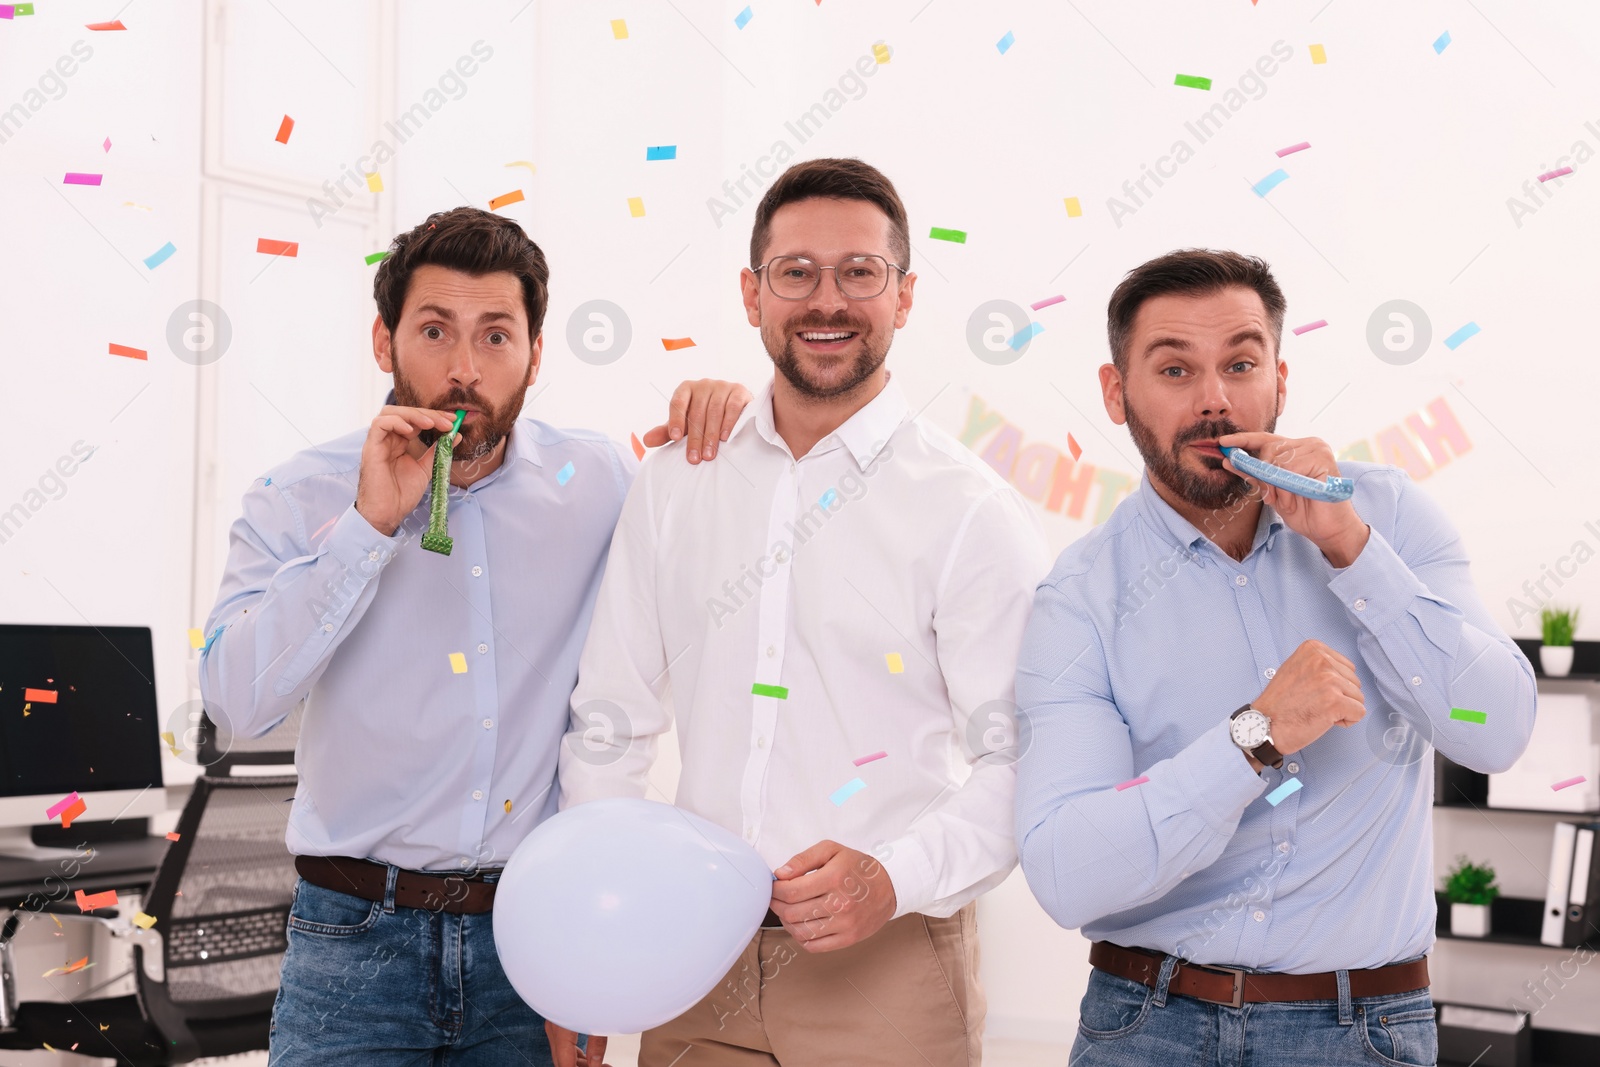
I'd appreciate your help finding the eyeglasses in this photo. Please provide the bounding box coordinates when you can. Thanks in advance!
[753,255,907,301]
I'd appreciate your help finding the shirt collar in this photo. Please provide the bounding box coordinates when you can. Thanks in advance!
[1135,469,1284,563]
[740,373,907,471]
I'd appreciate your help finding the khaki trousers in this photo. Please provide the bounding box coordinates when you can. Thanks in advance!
[639,903,984,1067]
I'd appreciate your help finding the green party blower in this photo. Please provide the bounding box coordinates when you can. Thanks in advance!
[420,409,467,555]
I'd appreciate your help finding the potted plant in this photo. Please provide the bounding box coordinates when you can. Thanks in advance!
[1540,605,1579,677]
[1445,854,1499,937]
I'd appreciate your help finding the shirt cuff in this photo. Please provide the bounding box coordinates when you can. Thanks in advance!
[327,503,401,576]
[876,834,937,919]
[1326,525,1425,635]
[1173,719,1268,834]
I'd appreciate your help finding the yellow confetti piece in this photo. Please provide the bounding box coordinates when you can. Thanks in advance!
[1063,196,1083,218]
[1309,43,1327,64]
[187,627,204,649]
[366,172,383,193]
[132,911,158,929]
[160,730,181,755]
[99,1024,110,1032]
[884,653,904,674]
[627,196,645,218]
[449,652,468,674]
[873,41,891,64]
[610,18,628,39]
[504,799,513,813]
[51,914,62,929]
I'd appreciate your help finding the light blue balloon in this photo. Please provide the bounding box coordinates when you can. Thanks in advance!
[493,797,772,1034]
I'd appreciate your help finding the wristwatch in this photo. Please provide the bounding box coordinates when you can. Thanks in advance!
[1229,704,1284,768]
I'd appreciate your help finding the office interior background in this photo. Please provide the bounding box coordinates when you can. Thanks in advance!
[2,1,1599,1064]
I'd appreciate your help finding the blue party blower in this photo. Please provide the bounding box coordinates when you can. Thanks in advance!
[1220,445,1354,503]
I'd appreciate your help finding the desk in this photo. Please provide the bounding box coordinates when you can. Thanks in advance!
[0,837,172,911]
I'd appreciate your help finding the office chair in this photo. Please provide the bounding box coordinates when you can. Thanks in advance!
[0,774,298,1065]
[198,702,302,775]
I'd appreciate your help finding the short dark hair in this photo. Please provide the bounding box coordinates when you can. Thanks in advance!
[373,206,550,338]
[749,157,910,271]
[1106,249,1286,375]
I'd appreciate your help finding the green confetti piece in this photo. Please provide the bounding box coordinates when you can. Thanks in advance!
[420,409,466,555]
[364,251,390,265]
[1174,73,1212,90]
[1449,707,1487,724]
[928,227,967,244]
[751,682,788,699]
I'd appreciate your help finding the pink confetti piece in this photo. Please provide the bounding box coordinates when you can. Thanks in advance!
[45,791,81,820]
[1291,319,1328,335]
[63,173,103,186]
[1067,433,1082,462]
[1114,775,1149,791]
[102,137,111,153]
[1552,775,1588,791]
[1276,141,1311,157]
[853,751,888,766]
[1538,167,1573,183]
[1030,294,1066,311]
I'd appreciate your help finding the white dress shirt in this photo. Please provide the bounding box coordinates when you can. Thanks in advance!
[560,376,1050,918]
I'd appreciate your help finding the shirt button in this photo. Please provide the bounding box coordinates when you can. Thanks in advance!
[1264,667,1276,679]
[322,623,334,632]
[1354,598,1366,611]
[368,550,380,562]
[483,718,494,729]
[1278,841,1290,854]
[1411,676,1422,686]
[745,827,756,842]
[1286,762,1299,774]
[757,736,766,748]
[1253,910,1266,922]
[766,646,775,657]
[1235,574,1248,587]
[459,858,469,867]
[472,790,483,800]
[472,566,483,577]
[477,643,488,654]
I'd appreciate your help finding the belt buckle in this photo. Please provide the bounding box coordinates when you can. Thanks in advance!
[1193,962,1246,1008]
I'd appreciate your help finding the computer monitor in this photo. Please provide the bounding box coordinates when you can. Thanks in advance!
[0,623,167,858]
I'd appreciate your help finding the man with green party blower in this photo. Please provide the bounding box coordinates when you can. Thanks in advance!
[198,206,749,1067]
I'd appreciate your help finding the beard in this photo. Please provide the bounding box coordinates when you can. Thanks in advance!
[762,309,890,400]
[391,351,528,463]
[1124,393,1278,510]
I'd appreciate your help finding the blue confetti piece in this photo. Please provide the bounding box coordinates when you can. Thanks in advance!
[143,241,177,269]
[263,477,271,486]
[645,145,677,161]
[201,626,224,654]
[818,488,839,509]
[556,461,576,486]
[1433,31,1451,54]
[1443,322,1481,350]
[1252,169,1290,197]
[1265,777,1303,806]
[1008,321,1043,351]
[734,5,752,29]
[997,30,1015,55]
[830,777,867,806]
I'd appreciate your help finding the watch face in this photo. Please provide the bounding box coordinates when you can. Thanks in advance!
[1231,710,1270,748]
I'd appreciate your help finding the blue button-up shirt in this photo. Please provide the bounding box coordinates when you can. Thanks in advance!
[1015,461,1536,972]
[199,417,635,872]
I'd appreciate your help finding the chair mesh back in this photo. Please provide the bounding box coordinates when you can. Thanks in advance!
[200,700,301,771]
[163,776,297,1003]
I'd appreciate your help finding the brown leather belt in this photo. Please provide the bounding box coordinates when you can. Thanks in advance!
[1089,942,1428,1008]
[295,855,500,915]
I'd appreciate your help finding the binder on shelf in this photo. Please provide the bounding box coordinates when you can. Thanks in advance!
[1564,823,1600,948]
[1542,821,1577,946]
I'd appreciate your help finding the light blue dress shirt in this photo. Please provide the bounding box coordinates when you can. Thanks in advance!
[199,417,635,872]
[1015,461,1537,972]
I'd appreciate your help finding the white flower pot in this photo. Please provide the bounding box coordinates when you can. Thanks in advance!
[1451,902,1491,938]
[1540,645,1575,677]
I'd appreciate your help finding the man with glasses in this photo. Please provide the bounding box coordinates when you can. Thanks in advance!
[551,158,1050,1066]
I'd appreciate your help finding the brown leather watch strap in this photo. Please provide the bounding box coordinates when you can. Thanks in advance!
[295,855,499,915]
[1089,942,1429,1008]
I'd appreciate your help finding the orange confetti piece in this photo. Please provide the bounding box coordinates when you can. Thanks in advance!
[75,888,118,912]
[85,20,126,30]
[661,338,696,351]
[42,956,90,977]
[166,831,181,841]
[24,688,57,703]
[488,189,525,211]
[274,115,294,144]
[257,238,299,257]
[630,433,645,460]
[108,343,147,360]
[58,797,87,828]
[1067,433,1082,462]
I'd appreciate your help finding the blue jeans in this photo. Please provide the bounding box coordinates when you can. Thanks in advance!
[1070,957,1437,1066]
[269,873,567,1066]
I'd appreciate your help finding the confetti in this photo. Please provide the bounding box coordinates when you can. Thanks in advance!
[75,888,118,912]
[122,201,153,212]
[160,731,181,755]
[661,337,696,350]
[1537,167,1573,183]
[1291,319,1328,335]
[143,241,176,268]
[1174,73,1212,91]
[996,30,1015,55]
[505,160,537,178]
[42,957,90,977]
[1553,776,1588,792]
[131,911,157,929]
[1115,775,1149,791]
[256,238,298,257]
[630,433,645,460]
[830,777,868,806]
[0,6,11,16]
[1067,433,1082,462]
[187,628,205,649]
[45,792,81,820]
[13,2,31,11]
[646,145,677,161]
[1450,707,1486,724]
[24,688,57,704]
[854,751,888,766]
[109,343,147,361]
[819,488,839,508]
[488,189,525,211]
[64,173,103,186]
[557,461,576,486]
[610,18,628,39]
[364,251,389,265]
[1433,31,1451,55]
[1031,295,1065,311]
[873,42,891,64]
[1008,322,1043,351]
[274,115,294,144]
[627,196,645,217]
[734,5,752,29]
[86,20,127,30]
[751,682,788,699]
[102,137,112,152]
[1062,196,1083,217]
[449,652,468,674]
[1443,322,1481,350]
[504,799,513,813]
[929,226,967,243]
[59,798,87,828]
[166,831,181,841]
[884,653,903,674]
[1309,44,1327,64]
[1276,141,1311,157]
[1265,777,1303,806]
[366,172,383,193]
[1252,169,1290,197]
